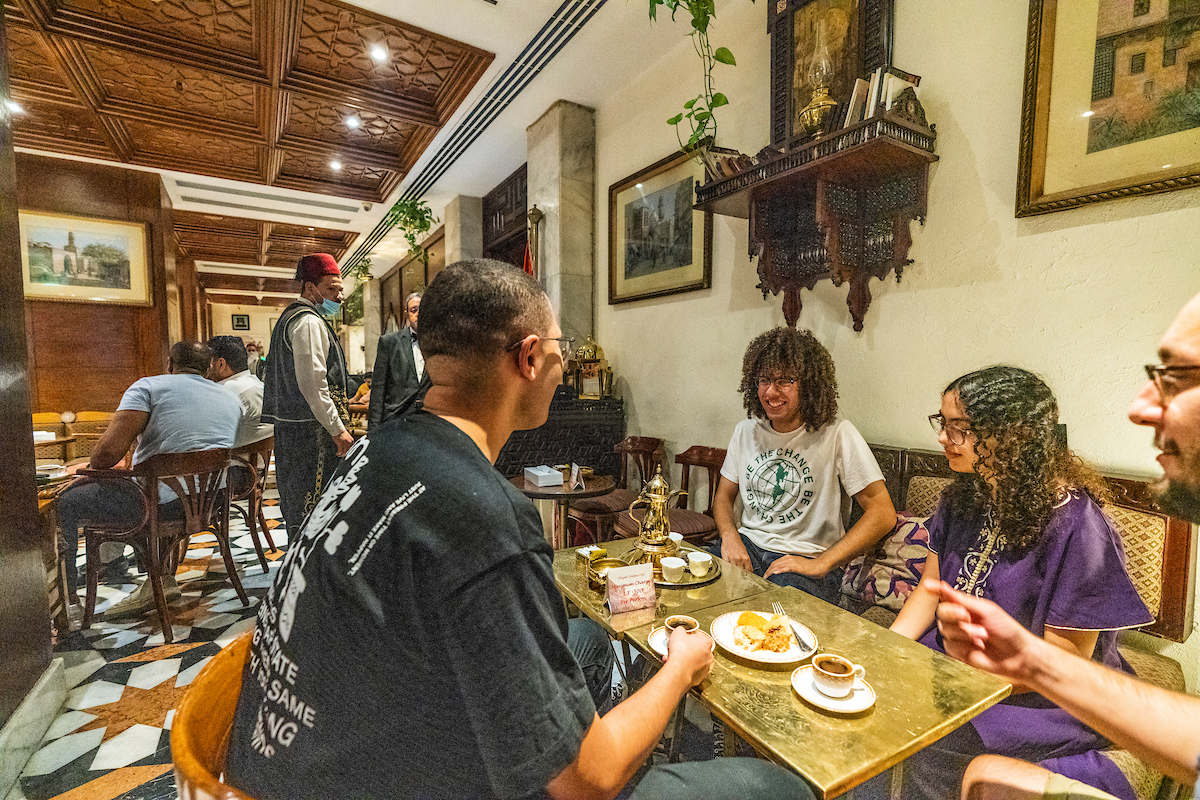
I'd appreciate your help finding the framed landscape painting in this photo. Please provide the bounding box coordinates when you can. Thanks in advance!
[19,211,150,304]
[1016,0,1200,217]
[609,150,712,305]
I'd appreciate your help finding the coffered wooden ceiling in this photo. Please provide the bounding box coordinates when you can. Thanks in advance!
[174,209,356,307]
[5,0,494,204]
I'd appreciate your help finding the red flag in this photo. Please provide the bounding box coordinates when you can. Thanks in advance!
[522,240,534,276]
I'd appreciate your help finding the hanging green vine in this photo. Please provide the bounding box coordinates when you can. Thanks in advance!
[346,197,439,278]
[649,0,753,151]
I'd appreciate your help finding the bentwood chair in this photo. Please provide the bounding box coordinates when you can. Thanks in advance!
[227,436,277,573]
[172,630,257,800]
[614,445,726,544]
[78,448,247,643]
[568,436,665,546]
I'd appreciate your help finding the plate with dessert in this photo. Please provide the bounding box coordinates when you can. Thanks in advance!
[709,610,817,664]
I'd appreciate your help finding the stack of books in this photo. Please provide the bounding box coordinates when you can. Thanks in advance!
[839,66,921,129]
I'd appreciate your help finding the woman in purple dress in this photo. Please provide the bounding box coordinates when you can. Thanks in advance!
[881,366,1152,800]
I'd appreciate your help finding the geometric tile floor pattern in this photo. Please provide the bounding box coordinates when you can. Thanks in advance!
[7,492,286,800]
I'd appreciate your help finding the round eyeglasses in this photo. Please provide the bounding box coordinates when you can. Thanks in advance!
[756,376,798,391]
[928,413,973,445]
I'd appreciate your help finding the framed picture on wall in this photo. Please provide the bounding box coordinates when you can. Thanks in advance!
[231,314,250,331]
[19,211,150,305]
[608,149,712,305]
[1016,0,1200,217]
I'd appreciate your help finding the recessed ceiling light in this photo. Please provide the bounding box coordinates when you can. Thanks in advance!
[5,100,24,114]
[1081,110,1094,117]
[635,183,643,189]
[369,45,388,63]
[345,115,361,129]
[1162,164,1172,169]
[330,160,343,171]
[308,227,315,231]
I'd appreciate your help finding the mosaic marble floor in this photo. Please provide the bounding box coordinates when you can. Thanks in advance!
[7,492,287,800]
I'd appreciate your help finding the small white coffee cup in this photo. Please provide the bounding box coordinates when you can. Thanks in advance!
[811,653,866,698]
[687,551,713,577]
[668,532,684,550]
[660,556,686,582]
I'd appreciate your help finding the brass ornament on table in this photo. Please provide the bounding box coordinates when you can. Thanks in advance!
[628,465,686,579]
[797,18,838,139]
[574,334,614,400]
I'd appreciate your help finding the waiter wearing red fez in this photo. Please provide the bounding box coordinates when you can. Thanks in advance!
[262,253,355,540]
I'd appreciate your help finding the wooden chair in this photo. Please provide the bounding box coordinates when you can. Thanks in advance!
[614,445,726,544]
[171,630,257,800]
[227,436,277,573]
[66,411,114,465]
[78,448,248,643]
[568,436,664,545]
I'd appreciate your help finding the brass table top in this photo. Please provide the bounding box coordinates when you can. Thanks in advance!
[552,538,774,637]
[623,585,1012,799]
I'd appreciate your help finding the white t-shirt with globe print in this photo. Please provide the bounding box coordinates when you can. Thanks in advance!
[721,417,883,557]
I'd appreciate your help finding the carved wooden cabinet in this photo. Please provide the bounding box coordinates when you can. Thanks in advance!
[695,110,936,331]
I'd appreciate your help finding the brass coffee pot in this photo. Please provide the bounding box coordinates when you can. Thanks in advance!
[628,465,686,579]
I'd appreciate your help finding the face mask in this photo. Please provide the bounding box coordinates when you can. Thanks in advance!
[319,298,341,316]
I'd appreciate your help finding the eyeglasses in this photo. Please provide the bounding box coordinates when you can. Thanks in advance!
[1144,364,1200,402]
[506,335,575,360]
[928,413,974,445]
[756,376,798,390]
[406,305,420,314]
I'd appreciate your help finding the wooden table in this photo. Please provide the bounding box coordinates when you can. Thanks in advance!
[511,474,615,549]
[554,542,1011,799]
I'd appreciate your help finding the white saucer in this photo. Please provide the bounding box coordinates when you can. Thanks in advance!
[791,665,876,713]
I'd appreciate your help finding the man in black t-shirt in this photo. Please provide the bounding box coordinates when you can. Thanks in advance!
[225,259,813,800]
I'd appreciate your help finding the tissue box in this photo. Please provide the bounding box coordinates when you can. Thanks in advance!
[524,465,564,487]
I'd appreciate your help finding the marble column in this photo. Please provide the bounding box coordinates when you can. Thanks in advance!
[443,195,483,264]
[362,277,381,370]
[526,100,595,345]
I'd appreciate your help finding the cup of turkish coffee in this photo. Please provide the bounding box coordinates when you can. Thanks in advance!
[811,653,865,698]
[664,614,699,633]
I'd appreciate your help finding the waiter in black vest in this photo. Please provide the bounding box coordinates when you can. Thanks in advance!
[263,253,353,539]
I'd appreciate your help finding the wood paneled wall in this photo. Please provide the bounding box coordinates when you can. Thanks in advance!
[0,4,54,728]
[17,154,174,413]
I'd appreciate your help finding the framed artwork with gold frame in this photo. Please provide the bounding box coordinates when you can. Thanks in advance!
[608,149,712,305]
[19,211,150,305]
[1016,0,1200,217]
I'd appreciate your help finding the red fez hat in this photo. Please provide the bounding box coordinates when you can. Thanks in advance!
[295,253,340,283]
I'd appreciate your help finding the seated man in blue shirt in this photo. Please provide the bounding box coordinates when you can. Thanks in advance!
[57,340,241,615]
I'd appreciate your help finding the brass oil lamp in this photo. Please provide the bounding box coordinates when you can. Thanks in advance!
[628,465,685,579]
[797,19,838,139]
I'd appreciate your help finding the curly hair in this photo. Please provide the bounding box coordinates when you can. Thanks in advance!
[940,365,1109,552]
[738,327,838,429]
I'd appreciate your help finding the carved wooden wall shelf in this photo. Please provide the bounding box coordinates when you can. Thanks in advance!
[695,113,937,331]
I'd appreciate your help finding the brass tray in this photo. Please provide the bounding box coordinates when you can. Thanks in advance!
[654,555,721,588]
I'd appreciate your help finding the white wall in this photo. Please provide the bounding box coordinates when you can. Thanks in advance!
[592,4,1200,686]
[210,303,279,353]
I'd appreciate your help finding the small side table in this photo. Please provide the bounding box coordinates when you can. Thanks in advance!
[510,475,616,549]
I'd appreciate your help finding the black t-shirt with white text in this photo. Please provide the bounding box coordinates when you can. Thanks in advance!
[225,411,595,799]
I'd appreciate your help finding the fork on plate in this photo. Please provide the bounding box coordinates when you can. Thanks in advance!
[772,600,812,651]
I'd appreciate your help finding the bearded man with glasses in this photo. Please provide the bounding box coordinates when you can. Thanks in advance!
[708,327,895,603]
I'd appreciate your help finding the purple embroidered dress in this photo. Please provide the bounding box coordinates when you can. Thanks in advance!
[910,491,1153,800]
